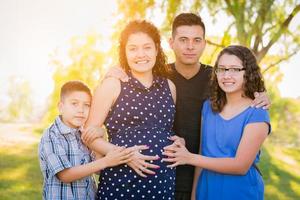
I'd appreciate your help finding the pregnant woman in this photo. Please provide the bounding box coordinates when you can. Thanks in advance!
[84,20,176,199]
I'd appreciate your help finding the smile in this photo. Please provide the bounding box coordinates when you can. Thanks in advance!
[135,60,149,64]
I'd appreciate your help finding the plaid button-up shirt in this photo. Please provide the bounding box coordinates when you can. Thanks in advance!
[38,116,96,200]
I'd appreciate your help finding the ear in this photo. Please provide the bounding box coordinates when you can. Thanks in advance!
[58,101,63,114]
[169,37,174,49]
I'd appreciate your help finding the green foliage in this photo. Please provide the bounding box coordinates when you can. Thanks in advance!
[43,1,300,147]
[1,77,33,122]
[44,34,108,124]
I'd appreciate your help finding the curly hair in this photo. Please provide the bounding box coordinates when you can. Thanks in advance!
[210,45,266,112]
[119,20,170,77]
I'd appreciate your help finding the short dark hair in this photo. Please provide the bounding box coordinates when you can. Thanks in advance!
[172,13,206,38]
[60,81,91,100]
[210,45,266,112]
[119,20,170,77]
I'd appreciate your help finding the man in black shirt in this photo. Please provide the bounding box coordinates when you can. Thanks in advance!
[168,13,212,200]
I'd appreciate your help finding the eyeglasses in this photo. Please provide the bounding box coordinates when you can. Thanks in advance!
[215,67,246,75]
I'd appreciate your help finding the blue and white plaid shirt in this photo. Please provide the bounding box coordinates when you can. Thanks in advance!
[38,116,96,200]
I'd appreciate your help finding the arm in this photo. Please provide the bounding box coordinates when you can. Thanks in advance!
[167,79,176,104]
[163,122,269,175]
[84,77,121,154]
[57,146,133,183]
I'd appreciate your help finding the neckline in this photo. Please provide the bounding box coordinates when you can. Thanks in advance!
[218,106,251,121]
[172,63,204,81]
[127,72,163,91]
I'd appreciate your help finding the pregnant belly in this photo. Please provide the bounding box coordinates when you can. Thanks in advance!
[109,127,174,161]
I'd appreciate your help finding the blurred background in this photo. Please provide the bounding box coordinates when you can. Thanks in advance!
[0,0,299,199]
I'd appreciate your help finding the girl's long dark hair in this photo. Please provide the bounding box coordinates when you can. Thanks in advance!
[210,45,266,112]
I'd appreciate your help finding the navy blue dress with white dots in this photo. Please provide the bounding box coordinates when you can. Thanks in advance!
[96,74,176,200]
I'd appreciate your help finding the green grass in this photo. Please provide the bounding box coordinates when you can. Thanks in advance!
[0,131,299,199]
[260,141,300,200]
[0,143,43,199]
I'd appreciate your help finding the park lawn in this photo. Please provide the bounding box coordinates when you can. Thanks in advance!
[0,126,299,199]
[0,143,43,199]
[261,141,300,200]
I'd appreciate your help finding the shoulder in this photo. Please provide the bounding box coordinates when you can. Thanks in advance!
[203,99,211,109]
[248,107,270,121]
[39,124,58,151]
[98,77,121,90]
[247,107,271,133]
[94,77,121,96]
[167,79,176,91]
[202,99,212,114]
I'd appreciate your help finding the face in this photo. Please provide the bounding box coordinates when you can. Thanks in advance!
[169,25,206,66]
[216,53,245,95]
[125,32,158,75]
[59,91,91,128]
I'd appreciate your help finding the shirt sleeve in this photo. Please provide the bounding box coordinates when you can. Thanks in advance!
[40,131,72,177]
[247,108,271,134]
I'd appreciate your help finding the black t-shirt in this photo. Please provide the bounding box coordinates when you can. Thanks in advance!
[168,63,213,193]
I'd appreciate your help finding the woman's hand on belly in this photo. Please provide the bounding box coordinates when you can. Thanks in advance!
[126,145,160,177]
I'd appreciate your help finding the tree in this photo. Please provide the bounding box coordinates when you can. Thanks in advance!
[44,34,107,123]
[5,76,33,122]
[116,0,300,72]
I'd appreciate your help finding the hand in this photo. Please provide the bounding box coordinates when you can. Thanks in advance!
[251,92,271,109]
[168,135,186,146]
[81,126,105,144]
[104,65,129,82]
[126,145,160,177]
[162,142,191,168]
[103,146,134,168]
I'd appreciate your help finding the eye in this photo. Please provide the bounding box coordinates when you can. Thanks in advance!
[179,38,187,42]
[195,38,202,43]
[84,103,91,108]
[127,46,136,51]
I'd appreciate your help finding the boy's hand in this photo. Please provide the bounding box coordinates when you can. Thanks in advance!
[81,126,105,144]
[103,146,134,168]
[251,92,271,109]
[104,65,129,82]
[126,145,160,177]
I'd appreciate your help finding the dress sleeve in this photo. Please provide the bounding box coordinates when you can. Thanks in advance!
[40,131,72,177]
[247,108,271,134]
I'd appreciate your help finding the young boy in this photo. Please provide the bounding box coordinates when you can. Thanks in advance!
[38,80,132,200]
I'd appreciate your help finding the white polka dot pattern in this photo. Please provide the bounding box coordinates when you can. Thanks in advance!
[96,75,176,199]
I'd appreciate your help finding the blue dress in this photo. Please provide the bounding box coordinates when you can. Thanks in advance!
[96,74,176,200]
[196,100,271,200]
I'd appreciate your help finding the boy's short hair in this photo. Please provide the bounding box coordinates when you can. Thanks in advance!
[172,13,206,38]
[60,80,91,100]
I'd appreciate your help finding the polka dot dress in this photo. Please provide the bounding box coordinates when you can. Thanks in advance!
[96,74,176,200]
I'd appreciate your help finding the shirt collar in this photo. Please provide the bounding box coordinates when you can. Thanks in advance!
[55,116,80,135]
[127,72,164,91]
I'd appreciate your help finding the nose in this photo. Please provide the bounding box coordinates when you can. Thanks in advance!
[223,70,232,78]
[137,48,146,57]
[77,104,84,113]
[187,40,194,50]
